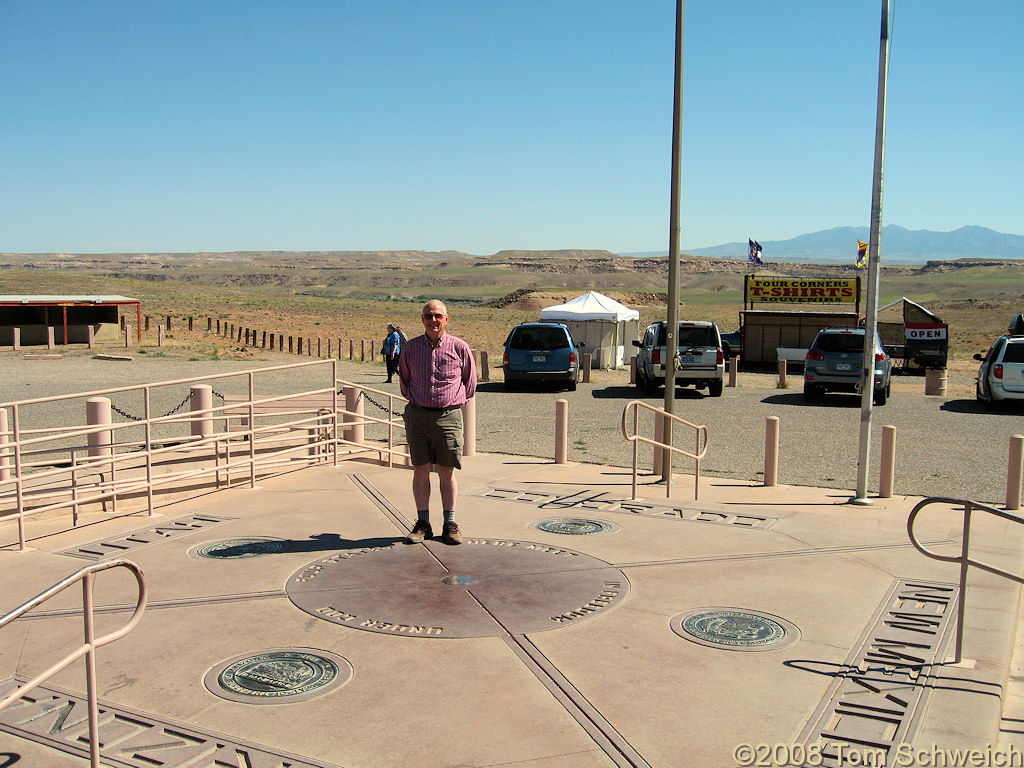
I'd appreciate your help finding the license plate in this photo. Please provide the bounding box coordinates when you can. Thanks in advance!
[531,355,546,363]
[679,356,697,363]
[836,363,852,371]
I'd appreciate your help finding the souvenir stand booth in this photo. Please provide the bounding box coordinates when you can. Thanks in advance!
[539,291,640,369]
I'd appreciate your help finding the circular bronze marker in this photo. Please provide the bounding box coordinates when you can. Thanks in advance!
[671,607,800,652]
[286,538,629,638]
[204,648,352,704]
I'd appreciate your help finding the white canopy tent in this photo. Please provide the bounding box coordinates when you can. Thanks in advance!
[539,291,641,369]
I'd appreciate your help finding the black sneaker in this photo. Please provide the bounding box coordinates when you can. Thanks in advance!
[405,520,433,544]
[441,521,462,545]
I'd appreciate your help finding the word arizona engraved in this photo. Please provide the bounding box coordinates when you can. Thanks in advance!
[551,581,622,623]
[0,676,340,767]
[470,487,775,529]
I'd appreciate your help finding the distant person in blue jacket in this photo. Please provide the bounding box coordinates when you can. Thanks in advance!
[383,323,401,383]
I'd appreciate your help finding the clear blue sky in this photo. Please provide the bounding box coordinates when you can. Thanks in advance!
[2,1,1021,255]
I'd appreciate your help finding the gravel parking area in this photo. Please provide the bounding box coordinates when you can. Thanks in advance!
[2,346,1019,506]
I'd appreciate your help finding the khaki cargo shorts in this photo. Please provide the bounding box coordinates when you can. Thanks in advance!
[403,403,463,469]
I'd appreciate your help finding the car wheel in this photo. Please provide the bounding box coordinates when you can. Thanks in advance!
[504,380,518,392]
[708,380,723,397]
[873,383,888,406]
[567,378,577,392]
[803,382,819,402]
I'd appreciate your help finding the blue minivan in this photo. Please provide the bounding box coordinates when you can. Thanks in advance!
[502,322,584,391]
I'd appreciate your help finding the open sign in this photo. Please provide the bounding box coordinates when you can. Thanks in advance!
[905,322,947,341]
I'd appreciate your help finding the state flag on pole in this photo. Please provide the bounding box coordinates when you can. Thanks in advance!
[856,240,869,268]
[748,239,763,266]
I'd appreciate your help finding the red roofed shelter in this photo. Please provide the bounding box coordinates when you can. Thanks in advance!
[0,295,142,346]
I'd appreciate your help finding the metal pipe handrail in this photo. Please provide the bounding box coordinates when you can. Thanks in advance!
[907,496,1024,663]
[0,559,148,768]
[621,399,709,501]
[0,366,411,550]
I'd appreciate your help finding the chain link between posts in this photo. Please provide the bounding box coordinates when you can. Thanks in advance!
[109,389,226,422]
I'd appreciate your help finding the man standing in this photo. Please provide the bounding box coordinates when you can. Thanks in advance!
[398,299,477,545]
[382,323,401,383]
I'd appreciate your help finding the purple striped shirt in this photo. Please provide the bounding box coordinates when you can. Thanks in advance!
[398,332,477,408]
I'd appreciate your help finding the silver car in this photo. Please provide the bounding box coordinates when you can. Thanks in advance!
[803,328,892,405]
[975,334,1024,407]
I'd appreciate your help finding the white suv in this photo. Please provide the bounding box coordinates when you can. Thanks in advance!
[975,334,1024,407]
[632,320,725,397]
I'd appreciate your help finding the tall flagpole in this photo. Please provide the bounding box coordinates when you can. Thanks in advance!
[662,0,683,481]
[852,0,891,505]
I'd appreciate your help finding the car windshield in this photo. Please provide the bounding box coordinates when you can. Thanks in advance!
[815,333,867,354]
[509,326,569,350]
[656,325,716,346]
[1003,342,1024,364]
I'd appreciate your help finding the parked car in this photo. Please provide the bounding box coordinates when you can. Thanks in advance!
[1009,313,1024,335]
[975,334,1024,407]
[631,320,725,397]
[720,328,742,360]
[503,322,584,391]
[803,327,892,405]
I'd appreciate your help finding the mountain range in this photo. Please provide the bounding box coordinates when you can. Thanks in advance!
[636,225,1024,264]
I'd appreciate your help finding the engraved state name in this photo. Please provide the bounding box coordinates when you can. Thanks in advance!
[315,607,443,635]
[470,487,775,528]
[551,581,623,623]
[798,579,959,766]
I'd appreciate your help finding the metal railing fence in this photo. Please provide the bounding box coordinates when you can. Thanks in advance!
[0,559,148,768]
[907,496,1024,663]
[620,400,709,501]
[0,360,409,550]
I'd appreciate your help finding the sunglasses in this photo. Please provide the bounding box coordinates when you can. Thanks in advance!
[423,313,445,319]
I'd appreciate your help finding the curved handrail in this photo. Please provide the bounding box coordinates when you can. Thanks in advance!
[621,400,709,501]
[907,496,1024,663]
[0,559,147,767]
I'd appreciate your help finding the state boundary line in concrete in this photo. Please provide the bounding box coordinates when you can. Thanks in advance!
[351,472,652,766]
[15,590,288,621]
[350,473,412,536]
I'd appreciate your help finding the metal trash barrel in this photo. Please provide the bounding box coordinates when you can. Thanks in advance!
[924,367,947,396]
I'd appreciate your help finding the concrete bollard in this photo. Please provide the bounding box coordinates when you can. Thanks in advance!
[11,327,19,351]
[158,325,165,347]
[190,385,214,438]
[0,409,9,482]
[343,387,364,444]
[764,416,779,486]
[879,425,897,498]
[554,399,568,464]
[47,327,55,349]
[653,411,666,477]
[124,324,133,347]
[87,325,94,348]
[777,359,787,388]
[1008,434,1024,511]
[462,398,476,458]
[582,353,592,384]
[728,358,738,388]
[480,351,490,382]
[87,397,113,459]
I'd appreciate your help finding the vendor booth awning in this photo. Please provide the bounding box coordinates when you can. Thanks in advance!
[539,292,640,369]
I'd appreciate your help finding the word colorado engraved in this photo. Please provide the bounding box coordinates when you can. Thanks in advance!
[470,487,775,529]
